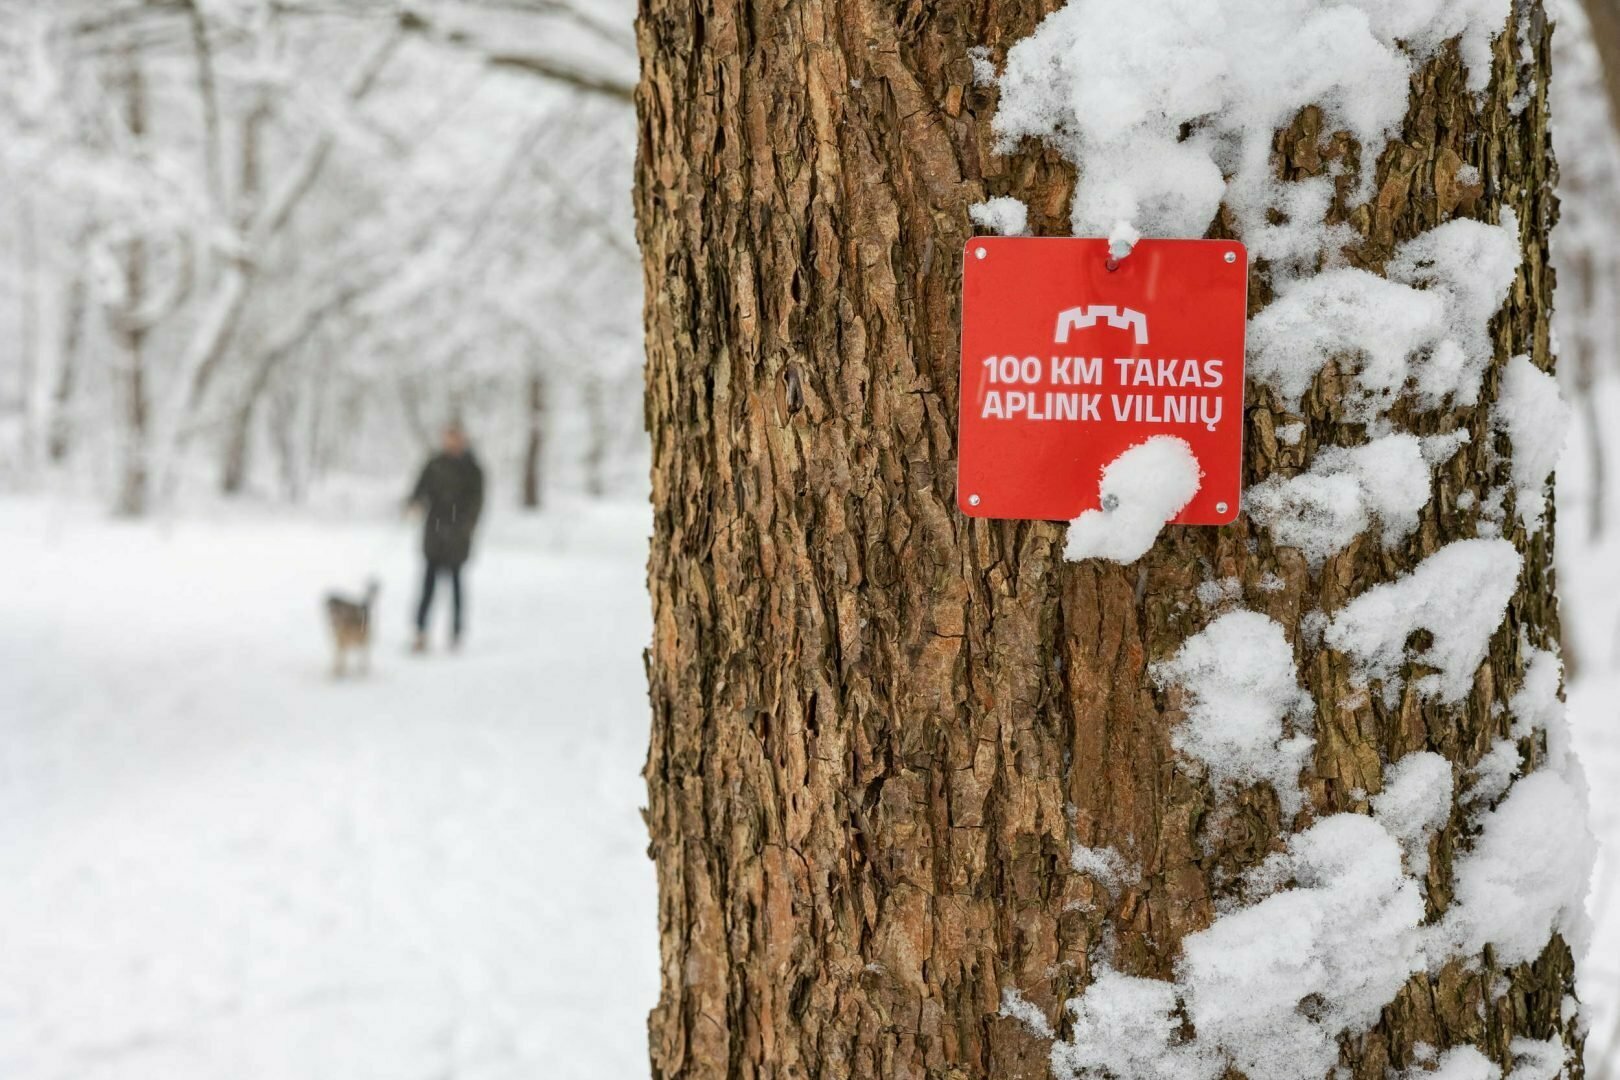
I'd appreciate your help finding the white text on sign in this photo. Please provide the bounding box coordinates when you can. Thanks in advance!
[979,355,1227,431]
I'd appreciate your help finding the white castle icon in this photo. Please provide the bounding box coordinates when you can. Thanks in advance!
[1054,305,1149,346]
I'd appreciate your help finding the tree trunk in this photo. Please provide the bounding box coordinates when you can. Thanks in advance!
[114,47,149,519]
[268,380,302,502]
[48,243,90,465]
[219,398,253,496]
[581,372,609,498]
[1581,0,1620,138]
[219,332,300,497]
[304,364,330,490]
[522,367,546,510]
[1568,250,1607,543]
[115,257,150,517]
[15,195,40,472]
[637,4,1575,1079]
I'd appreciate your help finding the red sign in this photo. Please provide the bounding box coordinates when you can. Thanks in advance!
[957,237,1248,523]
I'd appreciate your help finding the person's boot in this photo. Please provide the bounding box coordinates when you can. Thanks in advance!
[411,632,428,654]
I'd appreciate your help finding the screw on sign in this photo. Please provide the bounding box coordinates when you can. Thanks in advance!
[956,238,1249,524]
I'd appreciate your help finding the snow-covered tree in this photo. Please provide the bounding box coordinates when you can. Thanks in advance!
[637,2,1590,1078]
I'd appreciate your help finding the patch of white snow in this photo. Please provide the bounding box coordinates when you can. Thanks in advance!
[1324,538,1522,704]
[1373,751,1454,876]
[1249,217,1519,413]
[993,0,1507,272]
[1071,843,1135,893]
[1492,354,1569,533]
[1050,969,1220,1080]
[1180,814,1427,1080]
[1065,436,1201,563]
[1153,611,1316,816]
[1247,433,1432,561]
[1506,1036,1567,1080]
[1000,987,1056,1039]
[1395,1045,1502,1079]
[970,195,1030,236]
[1434,770,1594,966]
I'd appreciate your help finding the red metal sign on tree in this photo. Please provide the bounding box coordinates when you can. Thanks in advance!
[957,237,1249,524]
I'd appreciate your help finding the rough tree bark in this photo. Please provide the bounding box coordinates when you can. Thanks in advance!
[637,3,1576,1078]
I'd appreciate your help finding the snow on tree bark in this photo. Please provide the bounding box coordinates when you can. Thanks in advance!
[635,1,1582,1077]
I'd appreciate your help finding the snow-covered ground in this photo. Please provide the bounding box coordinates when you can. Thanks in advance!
[0,465,1616,1078]
[1556,390,1620,1070]
[1568,665,1620,1069]
[0,494,658,1079]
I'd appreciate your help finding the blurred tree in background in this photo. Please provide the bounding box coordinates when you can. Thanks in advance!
[0,0,640,514]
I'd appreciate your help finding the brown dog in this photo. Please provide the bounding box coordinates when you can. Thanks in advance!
[325,580,379,678]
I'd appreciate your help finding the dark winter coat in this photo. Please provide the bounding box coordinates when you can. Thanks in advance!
[410,450,485,567]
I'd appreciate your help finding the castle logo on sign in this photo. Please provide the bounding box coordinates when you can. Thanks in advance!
[1054,304,1148,346]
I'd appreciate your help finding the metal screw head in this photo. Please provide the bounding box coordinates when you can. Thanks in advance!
[975,247,987,260]
[968,493,982,506]
[1101,493,1120,511]
[1215,501,1229,514]
[1223,251,1237,264]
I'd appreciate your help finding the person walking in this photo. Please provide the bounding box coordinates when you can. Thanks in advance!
[407,422,485,652]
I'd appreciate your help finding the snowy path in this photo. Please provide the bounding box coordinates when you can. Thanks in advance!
[0,497,658,1080]
[2,490,1617,1077]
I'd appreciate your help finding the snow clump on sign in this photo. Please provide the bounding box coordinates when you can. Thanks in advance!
[1246,433,1432,561]
[993,0,1507,272]
[1248,215,1521,413]
[1152,611,1316,816]
[1491,354,1569,533]
[1065,436,1200,563]
[1324,538,1521,704]
[1372,751,1454,876]
[969,196,1030,236]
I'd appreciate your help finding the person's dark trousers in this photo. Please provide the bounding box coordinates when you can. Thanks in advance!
[415,560,464,641]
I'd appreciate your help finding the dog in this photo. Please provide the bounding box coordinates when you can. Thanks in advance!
[325,580,379,678]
